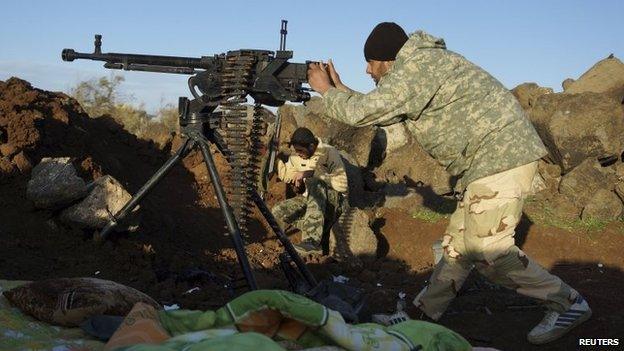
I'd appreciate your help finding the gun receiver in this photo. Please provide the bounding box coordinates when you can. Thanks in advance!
[62,34,311,106]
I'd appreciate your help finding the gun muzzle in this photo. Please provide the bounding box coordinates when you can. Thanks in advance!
[61,49,77,62]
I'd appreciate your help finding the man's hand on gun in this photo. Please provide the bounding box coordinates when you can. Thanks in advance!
[308,60,348,94]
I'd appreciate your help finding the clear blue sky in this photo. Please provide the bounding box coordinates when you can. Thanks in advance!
[1,0,622,113]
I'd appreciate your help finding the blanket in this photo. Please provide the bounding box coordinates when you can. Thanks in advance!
[113,290,472,351]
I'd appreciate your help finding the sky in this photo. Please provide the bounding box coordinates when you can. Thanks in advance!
[1,0,622,113]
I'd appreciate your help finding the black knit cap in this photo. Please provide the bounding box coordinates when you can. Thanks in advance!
[364,22,408,61]
[289,127,318,147]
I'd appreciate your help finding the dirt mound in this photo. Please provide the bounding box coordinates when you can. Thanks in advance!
[0,77,252,308]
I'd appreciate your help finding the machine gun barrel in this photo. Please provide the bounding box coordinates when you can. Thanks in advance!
[62,48,218,74]
[62,35,218,74]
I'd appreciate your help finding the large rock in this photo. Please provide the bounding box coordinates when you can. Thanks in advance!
[537,160,562,196]
[0,156,17,178]
[511,82,554,111]
[27,157,87,209]
[373,141,453,195]
[615,162,624,180]
[60,175,139,231]
[615,163,624,201]
[559,158,612,208]
[615,181,624,202]
[12,151,32,174]
[564,56,624,96]
[278,97,377,167]
[581,189,623,221]
[528,92,624,172]
[548,193,581,221]
[329,208,377,259]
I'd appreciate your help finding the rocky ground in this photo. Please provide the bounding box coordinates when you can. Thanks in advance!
[1,55,624,351]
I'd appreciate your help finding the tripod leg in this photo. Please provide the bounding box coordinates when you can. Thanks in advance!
[197,139,258,290]
[96,139,195,241]
[251,191,318,288]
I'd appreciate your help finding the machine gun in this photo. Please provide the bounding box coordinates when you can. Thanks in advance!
[62,24,310,106]
[61,20,317,293]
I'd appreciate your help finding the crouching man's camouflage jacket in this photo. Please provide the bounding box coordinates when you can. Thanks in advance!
[323,30,547,191]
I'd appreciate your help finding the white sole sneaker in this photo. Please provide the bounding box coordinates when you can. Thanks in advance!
[528,301,592,345]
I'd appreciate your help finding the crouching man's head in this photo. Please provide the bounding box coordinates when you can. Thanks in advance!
[289,127,318,160]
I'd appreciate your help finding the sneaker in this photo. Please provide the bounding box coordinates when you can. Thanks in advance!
[293,239,321,255]
[372,311,411,326]
[527,295,592,345]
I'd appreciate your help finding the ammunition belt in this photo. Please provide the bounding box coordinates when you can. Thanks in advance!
[218,52,263,236]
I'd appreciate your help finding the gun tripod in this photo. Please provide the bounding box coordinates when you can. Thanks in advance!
[95,96,317,292]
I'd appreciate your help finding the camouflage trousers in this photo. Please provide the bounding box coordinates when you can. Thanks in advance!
[414,161,578,320]
[271,178,342,243]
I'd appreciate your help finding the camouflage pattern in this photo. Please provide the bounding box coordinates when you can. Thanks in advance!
[272,177,342,243]
[413,162,577,320]
[277,140,348,193]
[323,31,548,191]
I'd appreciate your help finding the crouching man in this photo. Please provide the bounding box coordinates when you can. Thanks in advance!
[272,127,348,255]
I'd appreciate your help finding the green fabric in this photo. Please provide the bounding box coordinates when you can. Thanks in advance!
[0,280,104,351]
[146,290,472,351]
[323,30,547,191]
[223,289,328,325]
[158,307,232,335]
[2,281,472,351]
[116,332,287,351]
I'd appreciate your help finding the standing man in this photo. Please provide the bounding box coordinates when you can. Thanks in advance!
[272,127,348,255]
[307,22,591,345]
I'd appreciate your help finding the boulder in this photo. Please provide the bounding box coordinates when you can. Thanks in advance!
[561,78,575,91]
[615,162,624,180]
[27,157,87,209]
[615,181,624,202]
[60,175,139,231]
[615,163,624,201]
[382,185,426,210]
[559,158,612,208]
[0,156,17,178]
[0,143,17,157]
[548,193,581,221]
[12,151,32,174]
[511,82,554,111]
[537,160,562,195]
[563,56,624,95]
[528,92,624,172]
[329,208,377,259]
[581,189,623,221]
[373,141,454,195]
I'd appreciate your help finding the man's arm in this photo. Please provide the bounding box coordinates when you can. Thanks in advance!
[319,51,445,127]
[316,148,348,193]
[276,156,295,183]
